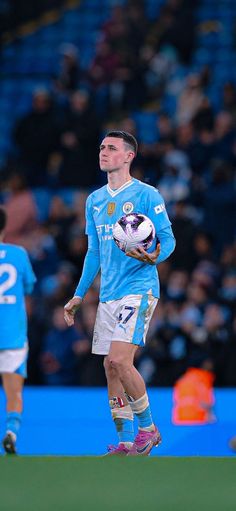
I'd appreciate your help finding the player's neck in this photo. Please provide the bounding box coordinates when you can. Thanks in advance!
[107,170,132,191]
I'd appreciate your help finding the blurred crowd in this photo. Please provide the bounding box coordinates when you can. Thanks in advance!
[0,0,235,387]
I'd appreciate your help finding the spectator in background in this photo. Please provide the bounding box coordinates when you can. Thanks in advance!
[40,305,90,386]
[176,74,205,126]
[59,89,100,187]
[219,270,236,307]
[88,39,121,90]
[169,200,197,271]
[26,224,60,288]
[53,43,85,95]
[44,151,63,188]
[158,111,175,141]
[40,261,77,306]
[2,172,38,251]
[175,121,215,177]
[201,303,232,386]
[222,82,236,123]
[220,242,236,273]
[101,4,129,52]
[136,298,188,386]
[47,194,77,257]
[26,296,46,386]
[101,1,150,112]
[143,44,178,101]
[214,111,235,163]
[203,161,236,256]
[101,1,148,63]
[146,0,196,65]
[165,269,189,301]
[109,44,148,112]
[191,231,215,267]
[89,35,147,114]
[13,88,60,185]
[157,144,192,213]
[192,97,215,134]
[190,126,216,177]
[224,312,236,387]
[77,298,103,385]
[64,226,88,278]
[126,1,148,55]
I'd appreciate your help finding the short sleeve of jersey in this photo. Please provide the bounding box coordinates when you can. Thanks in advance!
[85,194,98,238]
[144,186,171,232]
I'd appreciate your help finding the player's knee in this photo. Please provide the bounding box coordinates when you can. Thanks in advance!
[104,356,116,378]
[109,355,129,374]
[104,354,124,374]
[103,356,110,372]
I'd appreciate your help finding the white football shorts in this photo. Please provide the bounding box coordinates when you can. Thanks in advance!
[92,293,158,355]
[0,343,28,377]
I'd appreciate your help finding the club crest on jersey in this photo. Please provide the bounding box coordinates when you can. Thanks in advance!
[122,202,134,214]
[107,202,116,216]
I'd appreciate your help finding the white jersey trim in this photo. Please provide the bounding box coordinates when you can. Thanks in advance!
[107,179,134,197]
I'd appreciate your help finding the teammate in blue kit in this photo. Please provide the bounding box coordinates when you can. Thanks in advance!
[0,207,36,454]
[64,131,176,455]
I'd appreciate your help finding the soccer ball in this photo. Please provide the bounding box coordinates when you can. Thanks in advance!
[113,213,155,253]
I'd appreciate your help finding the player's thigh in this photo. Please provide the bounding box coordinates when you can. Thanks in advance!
[1,373,24,397]
[112,294,158,347]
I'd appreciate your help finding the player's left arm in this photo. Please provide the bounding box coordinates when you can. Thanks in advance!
[126,187,176,265]
[155,225,176,264]
[126,226,175,265]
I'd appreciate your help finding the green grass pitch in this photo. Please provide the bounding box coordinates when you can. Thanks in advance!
[0,457,235,511]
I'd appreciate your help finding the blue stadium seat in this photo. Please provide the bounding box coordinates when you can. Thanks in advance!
[57,188,77,207]
[146,0,165,19]
[161,94,177,118]
[32,188,53,222]
[131,111,159,144]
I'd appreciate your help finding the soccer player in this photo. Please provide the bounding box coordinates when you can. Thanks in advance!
[64,131,176,455]
[0,207,36,454]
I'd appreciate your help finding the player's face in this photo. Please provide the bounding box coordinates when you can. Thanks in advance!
[99,137,134,172]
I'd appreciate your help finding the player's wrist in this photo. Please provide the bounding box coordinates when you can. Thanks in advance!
[73,295,83,304]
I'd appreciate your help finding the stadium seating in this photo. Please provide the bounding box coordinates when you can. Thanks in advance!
[0,0,236,165]
[0,0,235,163]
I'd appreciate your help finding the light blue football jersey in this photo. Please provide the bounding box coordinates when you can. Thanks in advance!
[0,243,36,349]
[85,178,175,301]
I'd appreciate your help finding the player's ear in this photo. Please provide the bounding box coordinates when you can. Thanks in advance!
[125,151,135,163]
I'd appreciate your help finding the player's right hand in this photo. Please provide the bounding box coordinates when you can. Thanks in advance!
[64,296,82,326]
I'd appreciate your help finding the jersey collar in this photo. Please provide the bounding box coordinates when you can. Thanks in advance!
[107,179,134,197]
